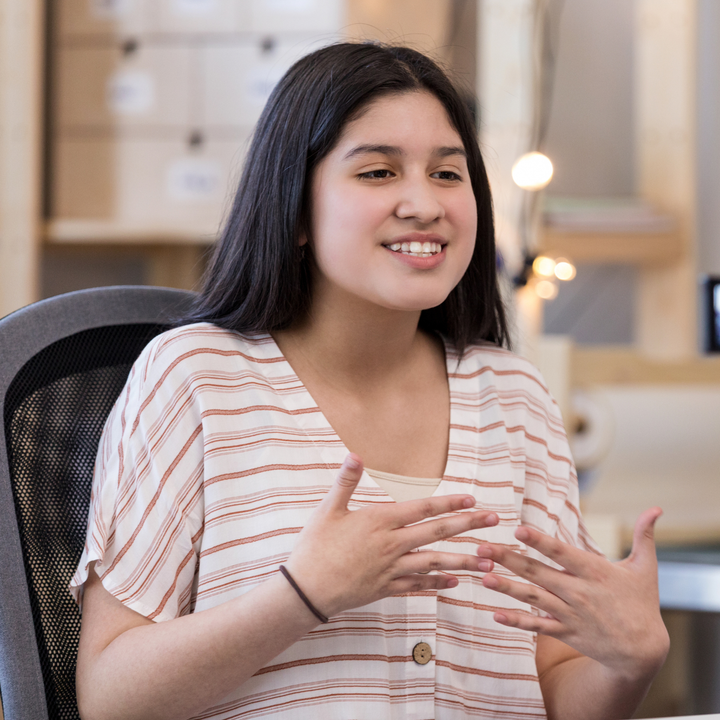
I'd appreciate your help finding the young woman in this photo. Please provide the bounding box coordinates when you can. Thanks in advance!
[71,43,669,720]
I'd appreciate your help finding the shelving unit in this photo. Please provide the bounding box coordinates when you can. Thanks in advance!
[44,0,345,294]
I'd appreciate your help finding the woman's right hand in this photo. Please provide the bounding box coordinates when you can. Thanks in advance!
[284,453,498,619]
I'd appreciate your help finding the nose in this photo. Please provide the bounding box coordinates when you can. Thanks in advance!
[395,176,445,224]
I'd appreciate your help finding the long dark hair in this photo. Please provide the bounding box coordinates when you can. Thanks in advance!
[184,42,509,354]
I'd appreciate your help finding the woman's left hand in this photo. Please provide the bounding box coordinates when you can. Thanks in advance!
[477,507,670,682]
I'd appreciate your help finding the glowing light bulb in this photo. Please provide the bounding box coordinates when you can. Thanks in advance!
[532,255,556,278]
[511,152,554,191]
[535,279,558,300]
[554,258,576,281]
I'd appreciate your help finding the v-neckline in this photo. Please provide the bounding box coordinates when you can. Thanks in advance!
[264,331,457,500]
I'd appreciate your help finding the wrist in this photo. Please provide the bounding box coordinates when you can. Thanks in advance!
[601,628,670,685]
[277,560,342,621]
[279,565,329,624]
[283,556,349,619]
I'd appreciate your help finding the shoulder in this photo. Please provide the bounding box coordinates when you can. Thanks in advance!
[134,323,284,379]
[447,341,552,402]
[146,322,278,362]
[119,323,283,410]
[446,340,565,439]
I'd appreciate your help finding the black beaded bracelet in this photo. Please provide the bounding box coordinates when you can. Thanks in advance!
[278,565,329,624]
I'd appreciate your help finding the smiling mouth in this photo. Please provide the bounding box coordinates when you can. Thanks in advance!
[385,241,444,258]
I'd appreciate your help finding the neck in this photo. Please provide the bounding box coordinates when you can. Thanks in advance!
[274,293,432,389]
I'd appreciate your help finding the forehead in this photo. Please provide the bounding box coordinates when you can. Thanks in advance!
[335,91,463,150]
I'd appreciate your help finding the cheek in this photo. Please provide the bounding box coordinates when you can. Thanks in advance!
[311,187,385,260]
[311,198,366,279]
[451,194,478,264]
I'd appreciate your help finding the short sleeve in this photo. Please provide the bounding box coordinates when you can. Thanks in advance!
[70,331,205,622]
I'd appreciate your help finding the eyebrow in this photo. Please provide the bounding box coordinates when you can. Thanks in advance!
[342,144,468,161]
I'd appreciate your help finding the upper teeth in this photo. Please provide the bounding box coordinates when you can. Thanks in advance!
[387,241,442,256]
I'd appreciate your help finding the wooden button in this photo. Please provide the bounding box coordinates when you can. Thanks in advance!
[412,642,432,665]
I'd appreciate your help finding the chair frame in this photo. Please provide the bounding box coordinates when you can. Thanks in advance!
[0,286,196,720]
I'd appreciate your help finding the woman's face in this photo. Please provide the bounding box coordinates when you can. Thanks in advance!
[307,91,478,317]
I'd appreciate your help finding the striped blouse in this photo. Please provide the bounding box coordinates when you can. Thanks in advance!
[71,323,598,720]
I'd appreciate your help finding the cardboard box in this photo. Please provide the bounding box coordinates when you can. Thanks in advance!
[52,130,252,228]
[55,42,193,129]
[201,35,334,127]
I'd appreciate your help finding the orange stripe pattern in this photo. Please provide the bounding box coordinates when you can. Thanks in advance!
[70,324,599,719]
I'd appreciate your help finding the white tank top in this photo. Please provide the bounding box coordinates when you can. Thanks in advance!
[364,467,442,502]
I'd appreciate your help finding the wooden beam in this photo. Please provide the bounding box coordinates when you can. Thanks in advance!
[0,0,44,317]
[478,0,542,359]
[478,0,535,274]
[635,0,698,358]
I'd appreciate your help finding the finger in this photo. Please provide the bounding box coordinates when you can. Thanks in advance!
[511,526,593,578]
[399,551,495,576]
[492,609,565,638]
[390,572,462,595]
[482,572,567,619]
[399,511,499,553]
[390,494,487,527]
[626,507,663,566]
[476,543,578,601]
[322,454,364,511]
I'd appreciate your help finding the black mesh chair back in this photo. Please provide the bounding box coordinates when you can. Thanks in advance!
[0,286,196,720]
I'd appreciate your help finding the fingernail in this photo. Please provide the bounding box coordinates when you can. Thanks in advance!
[345,455,360,470]
[478,560,492,572]
[515,527,529,542]
[463,497,476,508]
[487,513,498,526]
[477,545,492,558]
[483,574,499,589]
[446,576,459,588]
[494,612,508,624]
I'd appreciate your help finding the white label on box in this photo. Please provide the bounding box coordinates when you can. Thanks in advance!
[259,0,317,14]
[91,0,132,18]
[171,0,218,16]
[107,71,155,115]
[245,64,286,106]
[167,158,222,201]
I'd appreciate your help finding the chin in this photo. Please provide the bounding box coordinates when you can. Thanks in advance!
[385,293,451,313]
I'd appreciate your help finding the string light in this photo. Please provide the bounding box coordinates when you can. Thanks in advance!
[511,152,554,191]
[534,279,559,300]
[524,256,576,300]
[532,255,556,278]
[554,258,576,281]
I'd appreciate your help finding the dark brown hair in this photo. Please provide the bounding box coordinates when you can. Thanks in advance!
[184,42,509,354]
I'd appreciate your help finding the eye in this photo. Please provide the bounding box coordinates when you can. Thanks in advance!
[432,170,462,181]
[358,169,394,180]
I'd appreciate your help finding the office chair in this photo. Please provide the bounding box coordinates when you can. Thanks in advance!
[0,286,196,720]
